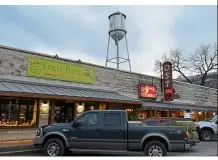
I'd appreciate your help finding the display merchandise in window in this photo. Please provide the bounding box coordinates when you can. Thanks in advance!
[0,98,37,127]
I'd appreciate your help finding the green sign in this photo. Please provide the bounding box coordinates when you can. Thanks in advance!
[28,56,95,84]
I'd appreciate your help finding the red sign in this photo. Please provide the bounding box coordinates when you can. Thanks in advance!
[139,84,157,99]
[162,61,174,101]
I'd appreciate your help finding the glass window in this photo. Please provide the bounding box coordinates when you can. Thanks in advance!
[0,98,36,127]
[0,99,19,126]
[85,102,99,111]
[77,112,99,126]
[19,99,35,126]
[104,113,121,126]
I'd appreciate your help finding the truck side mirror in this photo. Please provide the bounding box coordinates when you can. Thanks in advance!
[73,121,81,128]
[73,121,77,127]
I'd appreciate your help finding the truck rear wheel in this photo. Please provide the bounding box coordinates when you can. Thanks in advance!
[200,130,212,141]
[144,140,167,156]
[44,138,65,156]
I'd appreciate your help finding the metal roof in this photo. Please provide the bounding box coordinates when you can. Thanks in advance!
[142,100,217,112]
[0,79,140,103]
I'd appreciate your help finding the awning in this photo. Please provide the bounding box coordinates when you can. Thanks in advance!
[142,100,217,112]
[0,78,141,105]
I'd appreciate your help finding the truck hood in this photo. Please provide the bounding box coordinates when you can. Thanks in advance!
[195,121,212,127]
[41,122,72,130]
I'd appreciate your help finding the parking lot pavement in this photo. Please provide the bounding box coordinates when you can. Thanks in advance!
[0,141,217,156]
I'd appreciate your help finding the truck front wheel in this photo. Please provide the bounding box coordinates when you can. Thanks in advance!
[200,130,212,141]
[44,138,65,156]
[144,141,167,157]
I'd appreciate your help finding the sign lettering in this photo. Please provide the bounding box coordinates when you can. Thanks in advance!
[28,57,95,84]
[162,61,174,101]
[139,84,157,99]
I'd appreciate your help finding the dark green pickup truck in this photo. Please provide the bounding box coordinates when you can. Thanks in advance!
[34,110,193,156]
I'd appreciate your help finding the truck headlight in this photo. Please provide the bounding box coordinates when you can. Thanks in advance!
[36,128,43,136]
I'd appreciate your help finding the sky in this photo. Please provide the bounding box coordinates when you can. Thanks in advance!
[0,5,217,76]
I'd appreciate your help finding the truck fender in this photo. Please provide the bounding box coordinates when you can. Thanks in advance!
[44,132,69,148]
[200,127,215,134]
[141,133,171,150]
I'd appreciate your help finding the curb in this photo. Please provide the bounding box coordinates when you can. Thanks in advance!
[0,144,39,153]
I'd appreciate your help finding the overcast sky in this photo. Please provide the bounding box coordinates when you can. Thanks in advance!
[0,5,217,76]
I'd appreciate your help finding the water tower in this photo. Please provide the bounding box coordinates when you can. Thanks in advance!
[105,11,131,71]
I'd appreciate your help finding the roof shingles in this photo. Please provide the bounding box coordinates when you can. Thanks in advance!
[0,79,140,103]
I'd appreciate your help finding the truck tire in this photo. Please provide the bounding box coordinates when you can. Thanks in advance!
[200,130,212,141]
[144,140,167,156]
[44,138,65,156]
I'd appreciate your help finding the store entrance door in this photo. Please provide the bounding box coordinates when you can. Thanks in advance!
[54,101,74,123]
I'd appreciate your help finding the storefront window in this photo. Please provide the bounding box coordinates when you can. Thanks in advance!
[171,111,184,118]
[54,101,74,123]
[85,102,99,111]
[0,98,37,127]
[156,110,168,117]
[136,109,152,120]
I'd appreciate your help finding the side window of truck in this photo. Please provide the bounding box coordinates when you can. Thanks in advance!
[104,113,121,126]
[77,112,99,127]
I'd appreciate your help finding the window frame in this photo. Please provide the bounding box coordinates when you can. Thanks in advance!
[103,112,121,126]
[76,112,99,127]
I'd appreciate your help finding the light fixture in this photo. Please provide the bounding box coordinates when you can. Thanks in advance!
[125,109,133,112]
[213,112,215,115]
[198,112,202,115]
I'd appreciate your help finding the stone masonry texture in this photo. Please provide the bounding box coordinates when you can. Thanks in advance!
[0,45,217,108]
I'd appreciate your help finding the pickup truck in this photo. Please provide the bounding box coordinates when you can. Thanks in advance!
[34,110,192,157]
[195,115,217,141]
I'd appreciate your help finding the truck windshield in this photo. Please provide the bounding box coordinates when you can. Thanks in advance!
[207,115,217,122]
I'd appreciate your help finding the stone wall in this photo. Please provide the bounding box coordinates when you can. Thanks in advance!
[0,45,217,107]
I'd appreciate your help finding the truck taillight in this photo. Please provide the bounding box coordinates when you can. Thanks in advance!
[184,131,188,140]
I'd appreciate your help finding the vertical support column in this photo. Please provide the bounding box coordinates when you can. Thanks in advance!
[31,100,37,125]
[50,100,55,124]
[167,110,170,117]
[100,103,107,110]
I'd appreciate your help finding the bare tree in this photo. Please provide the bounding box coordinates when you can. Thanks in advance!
[190,43,217,86]
[154,48,192,83]
[154,43,217,86]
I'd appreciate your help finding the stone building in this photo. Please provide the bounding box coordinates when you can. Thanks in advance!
[0,44,217,142]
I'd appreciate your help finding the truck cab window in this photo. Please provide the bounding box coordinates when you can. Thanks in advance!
[77,112,99,126]
[104,113,121,126]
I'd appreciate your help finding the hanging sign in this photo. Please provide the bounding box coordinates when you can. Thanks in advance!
[162,61,174,101]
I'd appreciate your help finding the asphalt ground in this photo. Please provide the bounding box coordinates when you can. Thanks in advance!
[0,141,217,156]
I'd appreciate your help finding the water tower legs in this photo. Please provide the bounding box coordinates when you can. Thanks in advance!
[116,40,120,69]
[105,35,110,67]
[125,35,131,72]
[105,35,131,71]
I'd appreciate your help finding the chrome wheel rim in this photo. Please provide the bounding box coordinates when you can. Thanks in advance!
[47,143,60,156]
[148,145,163,156]
[203,133,211,140]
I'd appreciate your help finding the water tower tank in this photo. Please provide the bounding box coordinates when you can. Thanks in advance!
[108,11,127,41]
